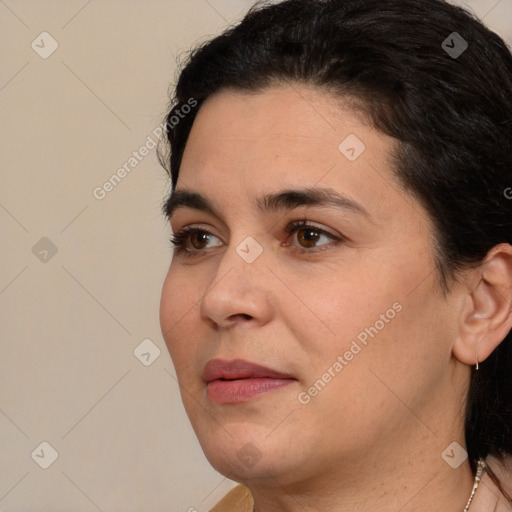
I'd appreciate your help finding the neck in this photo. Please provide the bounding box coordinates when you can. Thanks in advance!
[250,454,475,512]
[247,397,477,512]
[245,359,477,511]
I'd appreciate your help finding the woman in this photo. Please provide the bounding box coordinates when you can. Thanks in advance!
[158,0,512,510]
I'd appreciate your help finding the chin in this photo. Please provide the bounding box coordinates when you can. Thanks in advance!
[193,421,290,480]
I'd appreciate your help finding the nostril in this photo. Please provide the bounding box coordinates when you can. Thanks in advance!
[229,313,252,321]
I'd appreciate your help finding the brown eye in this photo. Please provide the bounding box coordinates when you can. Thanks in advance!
[296,228,322,248]
[190,231,211,250]
[285,220,341,252]
[169,228,223,256]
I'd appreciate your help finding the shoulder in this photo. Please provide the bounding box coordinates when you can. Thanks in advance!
[209,484,254,512]
[488,454,512,495]
[475,454,512,512]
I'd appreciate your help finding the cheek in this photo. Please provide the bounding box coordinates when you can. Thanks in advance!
[279,263,401,361]
[159,269,201,369]
[284,253,448,387]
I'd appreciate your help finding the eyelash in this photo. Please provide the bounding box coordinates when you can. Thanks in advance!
[169,219,343,257]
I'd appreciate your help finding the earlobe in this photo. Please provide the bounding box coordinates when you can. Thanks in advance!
[453,243,512,367]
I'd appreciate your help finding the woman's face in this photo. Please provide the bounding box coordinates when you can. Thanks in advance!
[160,85,465,485]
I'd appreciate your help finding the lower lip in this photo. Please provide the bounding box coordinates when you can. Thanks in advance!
[206,378,295,404]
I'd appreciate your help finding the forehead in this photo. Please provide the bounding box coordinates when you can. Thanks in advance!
[179,85,386,178]
[183,85,365,160]
[174,84,418,226]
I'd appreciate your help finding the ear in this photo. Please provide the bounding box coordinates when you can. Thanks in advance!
[453,243,512,366]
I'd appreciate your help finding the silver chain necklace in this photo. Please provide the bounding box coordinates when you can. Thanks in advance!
[463,458,486,512]
[251,458,487,512]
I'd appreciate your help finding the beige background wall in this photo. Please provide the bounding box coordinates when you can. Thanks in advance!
[1,1,510,511]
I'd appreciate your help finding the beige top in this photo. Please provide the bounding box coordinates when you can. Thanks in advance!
[209,456,512,512]
[210,484,254,512]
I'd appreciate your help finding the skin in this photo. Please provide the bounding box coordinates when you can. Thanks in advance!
[160,84,512,512]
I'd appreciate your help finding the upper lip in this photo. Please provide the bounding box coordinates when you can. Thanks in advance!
[202,358,295,383]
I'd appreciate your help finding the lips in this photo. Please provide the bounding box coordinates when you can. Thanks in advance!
[202,358,297,404]
[202,358,294,382]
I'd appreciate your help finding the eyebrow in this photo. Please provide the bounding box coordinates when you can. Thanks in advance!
[163,186,371,221]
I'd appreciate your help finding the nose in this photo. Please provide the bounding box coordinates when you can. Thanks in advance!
[199,240,274,330]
